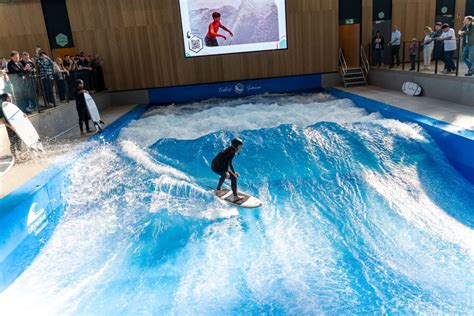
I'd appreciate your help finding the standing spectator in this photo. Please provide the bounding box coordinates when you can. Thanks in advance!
[459,16,474,76]
[35,47,56,107]
[422,26,435,70]
[431,22,445,65]
[54,57,69,102]
[20,52,38,113]
[0,60,13,96]
[438,23,457,74]
[389,26,401,68]
[91,54,106,91]
[6,51,31,113]
[373,31,385,68]
[409,38,419,71]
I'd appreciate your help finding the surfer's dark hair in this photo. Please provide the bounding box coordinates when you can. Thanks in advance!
[212,12,221,19]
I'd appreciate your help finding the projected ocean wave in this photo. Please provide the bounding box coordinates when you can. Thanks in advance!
[0,93,473,314]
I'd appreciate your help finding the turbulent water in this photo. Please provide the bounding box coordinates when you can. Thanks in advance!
[0,93,473,315]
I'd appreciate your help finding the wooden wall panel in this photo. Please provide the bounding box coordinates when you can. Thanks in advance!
[455,0,467,30]
[66,0,339,91]
[362,0,374,47]
[392,0,436,42]
[0,1,51,59]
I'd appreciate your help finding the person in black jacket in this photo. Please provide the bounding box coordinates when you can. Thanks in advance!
[373,31,385,68]
[211,138,243,202]
[75,79,92,135]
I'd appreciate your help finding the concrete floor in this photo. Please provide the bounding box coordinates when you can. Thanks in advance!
[377,60,473,78]
[0,104,137,198]
[339,85,474,131]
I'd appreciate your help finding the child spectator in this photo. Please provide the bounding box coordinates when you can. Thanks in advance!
[409,38,419,71]
[74,79,92,135]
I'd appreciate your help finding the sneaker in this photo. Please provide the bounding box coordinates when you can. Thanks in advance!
[442,69,449,74]
[465,72,473,77]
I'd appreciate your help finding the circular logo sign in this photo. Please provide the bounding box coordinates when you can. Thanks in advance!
[55,33,68,47]
[441,6,448,14]
[378,11,385,19]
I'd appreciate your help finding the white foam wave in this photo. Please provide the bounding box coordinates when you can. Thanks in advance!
[119,94,379,146]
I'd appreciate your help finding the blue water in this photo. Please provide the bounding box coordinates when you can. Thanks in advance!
[1,93,473,314]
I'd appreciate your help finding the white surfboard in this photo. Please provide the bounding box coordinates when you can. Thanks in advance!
[84,93,104,132]
[1,102,43,151]
[211,188,263,208]
[402,82,422,96]
[0,155,14,176]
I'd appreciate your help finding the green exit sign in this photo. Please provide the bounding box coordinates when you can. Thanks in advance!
[345,19,355,25]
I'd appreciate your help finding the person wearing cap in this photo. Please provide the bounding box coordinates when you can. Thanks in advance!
[459,16,474,76]
[431,22,445,65]
[437,23,457,74]
[75,79,93,135]
[409,38,419,71]
[211,138,244,202]
[0,93,25,161]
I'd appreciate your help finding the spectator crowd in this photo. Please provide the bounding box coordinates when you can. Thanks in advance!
[0,47,105,114]
[372,16,474,76]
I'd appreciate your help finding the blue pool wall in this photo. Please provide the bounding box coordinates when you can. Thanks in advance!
[1,74,473,293]
[0,74,323,292]
[328,88,474,185]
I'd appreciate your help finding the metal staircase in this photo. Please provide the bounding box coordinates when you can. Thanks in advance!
[339,46,370,87]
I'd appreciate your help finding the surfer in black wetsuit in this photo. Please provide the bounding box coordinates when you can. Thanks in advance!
[0,93,23,160]
[75,79,92,135]
[211,138,244,202]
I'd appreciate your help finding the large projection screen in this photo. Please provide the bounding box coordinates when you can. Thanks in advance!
[179,0,288,58]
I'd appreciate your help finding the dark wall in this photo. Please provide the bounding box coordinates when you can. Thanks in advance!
[339,0,362,24]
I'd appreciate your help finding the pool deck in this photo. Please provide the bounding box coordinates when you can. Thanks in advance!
[0,104,137,199]
[338,85,474,131]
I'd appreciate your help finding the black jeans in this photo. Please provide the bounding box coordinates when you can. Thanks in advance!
[213,167,238,196]
[55,76,68,101]
[41,77,55,105]
[374,48,384,66]
[391,45,400,66]
[410,54,416,69]
[444,50,456,71]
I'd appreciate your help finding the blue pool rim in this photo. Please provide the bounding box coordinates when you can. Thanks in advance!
[0,75,473,293]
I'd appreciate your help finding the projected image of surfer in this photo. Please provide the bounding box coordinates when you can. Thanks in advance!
[179,0,287,57]
[188,0,280,46]
[205,12,234,47]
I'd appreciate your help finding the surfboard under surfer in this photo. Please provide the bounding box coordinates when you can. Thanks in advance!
[211,138,244,202]
[205,12,234,47]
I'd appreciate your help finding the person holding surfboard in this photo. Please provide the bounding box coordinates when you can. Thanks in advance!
[211,138,244,202]
[0,93,23,161]
[205,12,234,47]
[74,79,93,135]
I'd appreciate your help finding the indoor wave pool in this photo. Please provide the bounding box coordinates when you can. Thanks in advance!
[1,93,473,314]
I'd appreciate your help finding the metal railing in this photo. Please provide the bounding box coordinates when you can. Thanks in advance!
[0,68,106,115]
[367,38,469,77]
[360,45,370,76]
[339,48,348,75]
